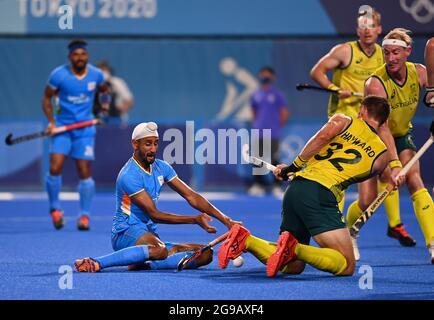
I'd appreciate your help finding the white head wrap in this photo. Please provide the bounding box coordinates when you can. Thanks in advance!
[132,122,159,141]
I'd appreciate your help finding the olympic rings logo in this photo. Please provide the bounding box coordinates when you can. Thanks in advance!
[400,0,433,23]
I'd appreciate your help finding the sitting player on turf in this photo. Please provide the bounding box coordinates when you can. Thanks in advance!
[218,96,398,277]
[74,122,240,272]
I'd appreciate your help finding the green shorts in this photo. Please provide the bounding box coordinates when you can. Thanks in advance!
[395,130,417,155]
[280,177,346,245]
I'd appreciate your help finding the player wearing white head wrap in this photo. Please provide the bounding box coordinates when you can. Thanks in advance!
[74,121,241,272]
[131,122,159,140]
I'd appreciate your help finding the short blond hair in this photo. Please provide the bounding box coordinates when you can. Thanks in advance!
[384,28,413,47]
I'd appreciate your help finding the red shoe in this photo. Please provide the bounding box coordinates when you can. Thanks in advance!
[74,257,101,272]
[218,224,250,269]
[387,223,416,247]
[77,215,90,231]
[266,231,298,277]
[50,209,64,230]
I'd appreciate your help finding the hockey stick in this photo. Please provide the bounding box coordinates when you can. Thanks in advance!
[296,83,363,97]
[5,119,100,146]
[241,144,277,171]
[177,232,229,271]
[241,144,296,181]
[350,121,434,237]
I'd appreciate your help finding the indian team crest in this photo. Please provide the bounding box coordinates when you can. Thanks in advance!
[84,146,94,157]
[87,81,96,91]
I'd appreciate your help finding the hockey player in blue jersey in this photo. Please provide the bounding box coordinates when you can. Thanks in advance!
[42,39,110,231]
[74,122,241,272]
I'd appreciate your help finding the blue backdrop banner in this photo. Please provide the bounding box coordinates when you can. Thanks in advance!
[1,0,432,36]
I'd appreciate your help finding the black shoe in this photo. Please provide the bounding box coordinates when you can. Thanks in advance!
[387,223,416,247]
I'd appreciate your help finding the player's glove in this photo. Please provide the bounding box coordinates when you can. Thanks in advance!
[279,155,307,180]
[424,87,434,108]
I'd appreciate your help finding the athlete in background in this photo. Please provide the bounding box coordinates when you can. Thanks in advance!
[352,29,434,263]
[42,39,110,231]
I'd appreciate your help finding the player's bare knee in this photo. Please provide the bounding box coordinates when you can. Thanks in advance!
[358,193,375,210]
[358,199,370,211]
[406,172,424,194]
[49,162,63,175]
[150,245,168,260]
[281,261,305,274]
[340,258,355,276]
[77,167,91,179]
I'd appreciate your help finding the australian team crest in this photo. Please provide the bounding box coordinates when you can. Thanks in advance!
[410,83,417,94]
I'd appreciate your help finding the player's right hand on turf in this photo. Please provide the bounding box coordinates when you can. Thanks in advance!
[196,213,217,233]
[45,122,56,136]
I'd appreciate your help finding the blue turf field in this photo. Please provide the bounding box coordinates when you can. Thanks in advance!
[1,193,433,300]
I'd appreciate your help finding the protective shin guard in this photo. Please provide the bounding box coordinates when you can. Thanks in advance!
[78,177,95,216]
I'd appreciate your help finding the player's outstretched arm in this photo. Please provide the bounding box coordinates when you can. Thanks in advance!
[300,113,351,159]
[130,189,217,233]
[277,114,351,180]
[168,177,241,230]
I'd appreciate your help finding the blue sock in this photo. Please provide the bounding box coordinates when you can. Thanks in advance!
[46,174,61,210]
[95,245,149,269]
[147,251,197,270]
[78,177,95,216]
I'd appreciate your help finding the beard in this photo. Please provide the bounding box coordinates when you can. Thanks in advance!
[139,152,156,166]
[73,60,87,72]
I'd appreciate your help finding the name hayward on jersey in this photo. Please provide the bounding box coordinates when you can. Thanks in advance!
[297,117,387,202]
[370,62,420,137]
[328,41,384,118]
